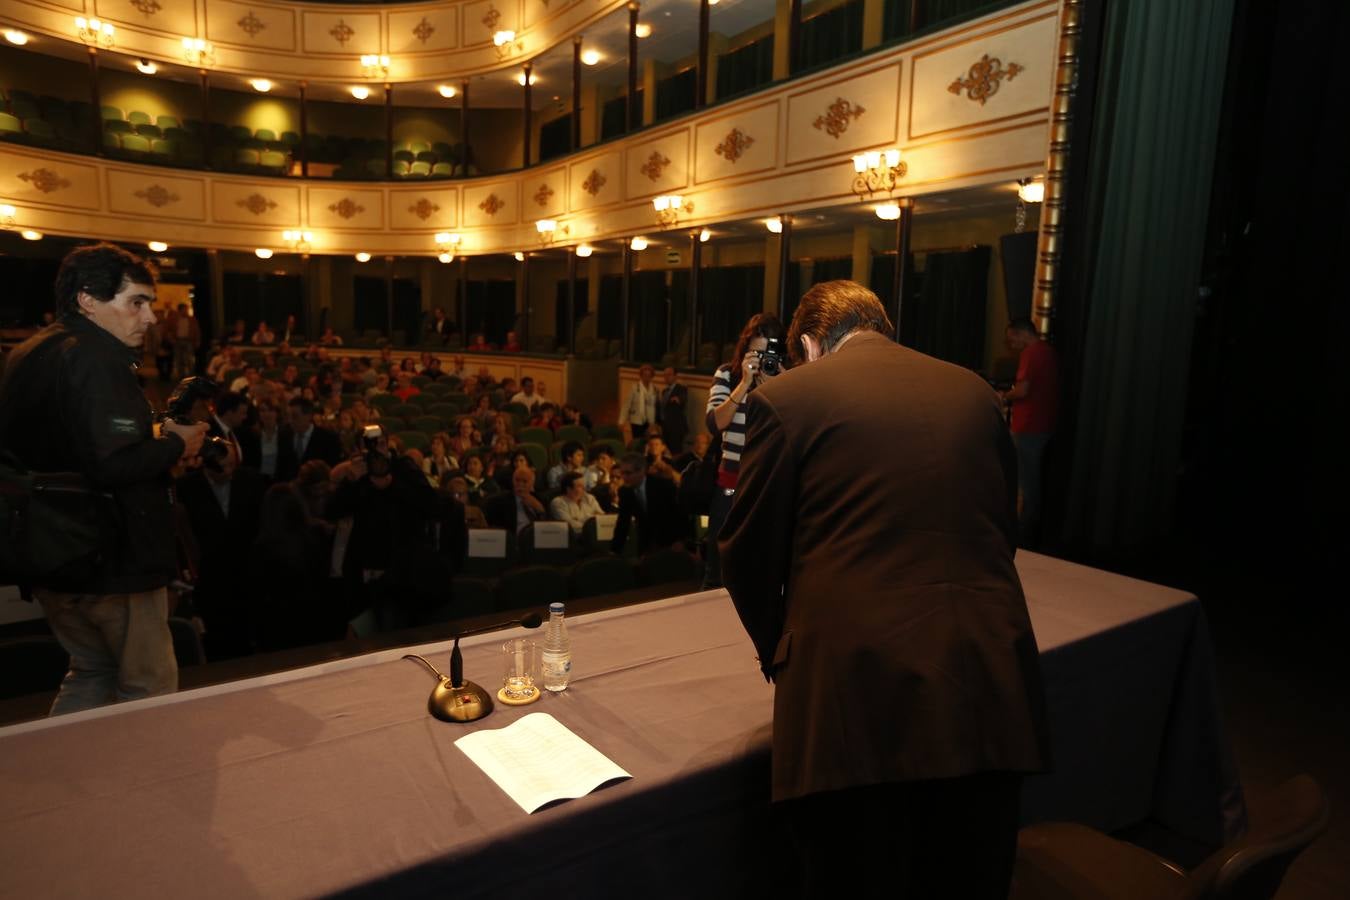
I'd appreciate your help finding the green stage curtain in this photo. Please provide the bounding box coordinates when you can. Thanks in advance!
[910,246,989,371]
[1060,0,1234,552]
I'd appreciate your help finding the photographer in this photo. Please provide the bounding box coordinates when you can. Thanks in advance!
[0,243,207,714]
[701,314,787,588]
[328,424,441,632]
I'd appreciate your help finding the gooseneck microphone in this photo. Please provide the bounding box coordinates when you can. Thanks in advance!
[404,611,544,723]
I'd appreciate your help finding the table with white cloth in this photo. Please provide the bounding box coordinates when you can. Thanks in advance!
[0,552,1238,899]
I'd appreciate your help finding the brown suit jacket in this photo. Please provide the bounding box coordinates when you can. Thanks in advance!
[719,330,1049,803]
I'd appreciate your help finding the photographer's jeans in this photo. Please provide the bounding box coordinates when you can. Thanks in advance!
[35,588,179,715]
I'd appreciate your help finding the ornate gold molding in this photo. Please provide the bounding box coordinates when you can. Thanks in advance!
[329,198,365,218]
[482,6,502,32]
[1031,0,1079,338]
[238,11,266,39]
[948,55,1024,105]
[329,20,355,48]
[812,98,866,139]
[17,168,71,193]
[478,193,504,216]
[582,169,606,195]
[135,185,179,208]
[237,193,276,215]
[533,184,554,206]
[129,0,162,18]
[640,151,671,181]
[413,17,436,45]
[409,198,440,220]
[715,128,755,163]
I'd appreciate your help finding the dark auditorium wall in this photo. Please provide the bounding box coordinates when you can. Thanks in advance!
[0,45,86,103]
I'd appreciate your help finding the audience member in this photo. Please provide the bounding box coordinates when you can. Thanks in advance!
[426,307,452,343]
[277,396,342,481]
[165,303,201,381]
[249,400,283,481]
[461,454,500,505]
[658,367,689,452]
[485,466,547,534]
[251,320,276,345]
[550,471,604,534]
[318,326,343,346]
[467,333,490,351]
[548,441,587,491]
[280,314,300,345]
[561,403,593,432]
[392,371,420,401]
[423,432,457,486]
[226,318,248,344]
[530,402,561,436]
[445,476,488,529]
[611,452,687,555]
[645,435,681,485]
[999,317,1060,547]
[510,376,542,411]
[449,416,481,457]
[502,331,523,353]
[619,364,658,444]
[584,446,614,491]
[208,390,251,465]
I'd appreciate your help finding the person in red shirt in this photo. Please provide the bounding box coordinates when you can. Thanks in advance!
[391,371,421,402]
[466,333,490,351]
[502,330,522,353]
[1000,318,1059,546]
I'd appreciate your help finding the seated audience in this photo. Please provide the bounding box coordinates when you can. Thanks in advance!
[561,403,593,431]
[530,402,561,436]
[547,440,587,491]
[392,371,420,402]
[319,326,344,346]
[611,452,687,555]
[449,416,481,457]
[585,446,614,491]
[502,331,523,353]
[550,471,603,534]
[484,466,546,534]
[251,320,276,345]
[461,454,500,505]
[423,432,458,486]
[510,377,542,411]
[645,435,682,485]
[446,476,488,529]
[226,319,248,344]
[467,333,491,351]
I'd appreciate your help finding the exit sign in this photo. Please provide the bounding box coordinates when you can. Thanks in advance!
[665,249,682,265]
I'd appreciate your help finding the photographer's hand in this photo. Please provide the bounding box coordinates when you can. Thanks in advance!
[164,421,209,459]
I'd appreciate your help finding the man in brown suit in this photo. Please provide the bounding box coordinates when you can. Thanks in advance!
[720,280,1049,898]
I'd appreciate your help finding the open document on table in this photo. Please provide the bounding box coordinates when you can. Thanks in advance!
[454,712,633,813]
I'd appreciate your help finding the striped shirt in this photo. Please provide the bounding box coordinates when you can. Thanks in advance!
[706,365,747,488]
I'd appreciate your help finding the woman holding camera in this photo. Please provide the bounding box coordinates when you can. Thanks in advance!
[701,313,787,588]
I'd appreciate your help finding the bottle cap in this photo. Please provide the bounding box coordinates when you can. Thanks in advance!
[549,602,565,613]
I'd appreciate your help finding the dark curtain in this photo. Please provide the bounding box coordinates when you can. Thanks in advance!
[466,280,515,346]
[630,271,671,364]
[799,0,864,72]
[870,252,917,339]
[226,272,304,336]
[352,275,387,337]
[539,114,571,162]
[699,265,764,360]
[883,0,1018,42]
[392,279,421,346]
[0,254,59,326]
[656,68,697,122]
[1058,0,1235,553]
[716,36,774,100]
[598,274,623,340]
[909,247,989,371]
[554,278,590,347]
[600,90,643,141]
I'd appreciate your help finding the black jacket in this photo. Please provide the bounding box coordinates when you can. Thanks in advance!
[611,475,685,555]
[0,314,185,593]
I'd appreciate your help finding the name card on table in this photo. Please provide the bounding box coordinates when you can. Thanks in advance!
[593,514,618,542]
[533,521,569,549]
[468,528,508,558]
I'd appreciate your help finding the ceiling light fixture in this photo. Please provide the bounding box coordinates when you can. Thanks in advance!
[350,86,371,100]
[765,216,783,234]
[75,17,114,48]
[635,23,653,38]
[255,248,274,259]
[135,58,158,75]
[699,228,711,243]
[875,202,901,221]
[147,241,169,252]
[355,252,371,263]
[630,236,648,251]
[575,244,593,258]
[515,71,539,86]
[250,78,272,93]
[514,251,526,262]
[181,37,214,67]
[581,49,601,66]
[3,29,29,46]
[1017,178,1045,204]
[21,229,43,241]
[438,252,454,264]
[360,54,390,79]
[438,85,457,99]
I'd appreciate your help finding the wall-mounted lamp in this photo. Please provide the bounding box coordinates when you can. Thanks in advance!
[75,17,114,48]
[355,252,372,263]
[20,229,42,241]
[282,230,313,254]
[765,216,783,234]
[254,248,273,259]
[435,232,462,261]
[494,30,524,60]
[514,251,526,262]
[350,86,371,100]
[438,85,457,99]
[135,58,158,75]
[250,78,272,93]
[537,219,569,244]
[182,37,215,67]
[3,29,29,46]
[1015,177,1043,232]
[515,70,539,86]
[851,148,906,201]
[360,54,390,79]
[0,204,16,228]
[581,49,601,66]
[575,244,593,258]
[148,241,169,253]
[630,236,648,251]
[654,195,691,228]
[438,252,455,264]
[635,23,653,38]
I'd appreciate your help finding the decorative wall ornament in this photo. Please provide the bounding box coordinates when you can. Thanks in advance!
[412,16,436,44]
[582,169,606,196]
[329,19,355,47]
[482,6,502,32]
[409,198,440,220]
[812,98,866,139]
[329,198,365,219]
[237,193,277,215]
[714,128,755,163]
[129,0,162,18]
[17,168,70,193]
[237,11,266,39]
[533,184,554,206]
[134,185,179,208]
[948,54,1024,105]
[640,151,671,181]
[478,193,504,216]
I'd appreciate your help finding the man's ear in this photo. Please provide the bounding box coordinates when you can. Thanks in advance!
[75,292,97,315]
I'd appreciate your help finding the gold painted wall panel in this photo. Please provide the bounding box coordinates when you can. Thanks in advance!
[784,64,901,165]
[909,12,1056,139]
[206,0,297,52]
[301,10,381,56]
[389,9,460,54]
[106,169,207,222]
[523,168,565,218]
[625,131,690,200]
[1,152,100,210]
[388,187,460,230]
[462,181,519,226]
[463,0,520,47]
[694,102,779,185]
[568,151,620,211]
[211,180,301,226]
[308,187,386,231]
[95,0,198,39]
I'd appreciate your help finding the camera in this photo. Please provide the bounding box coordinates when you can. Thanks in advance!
[164,375,231,471]
[755,337,786,377]
[361,423,391,478]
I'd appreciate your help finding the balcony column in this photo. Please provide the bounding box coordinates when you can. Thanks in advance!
[627,2,640,132]
[572,37,583,151]
[298,81,308,177]
[775,215,793,320]
[460,81,471,176]
[892,198,913,342]
[696,0,710,110]
[199,69,212,169]
[87,49,102,155]
[384,83,394,178]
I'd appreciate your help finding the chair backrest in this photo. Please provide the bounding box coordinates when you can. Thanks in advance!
[413,415,443,434]
[391,402,423,423]
[495,564,567,612]
[127,110,152,125]
[517,441,548,472]
[556,425,590,445]
[569,554,637,599]
[1188,774,1329,900]
[396,429,430,452]
[637,548,700,586]
[593,424,623,441]
[520,426,553,447]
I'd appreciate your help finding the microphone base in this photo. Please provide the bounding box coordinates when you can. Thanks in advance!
[429,677,495,723]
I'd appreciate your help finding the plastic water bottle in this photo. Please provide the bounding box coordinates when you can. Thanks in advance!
[541,601,571,692]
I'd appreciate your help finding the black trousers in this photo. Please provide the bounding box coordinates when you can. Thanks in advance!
[780,772,1023,899]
